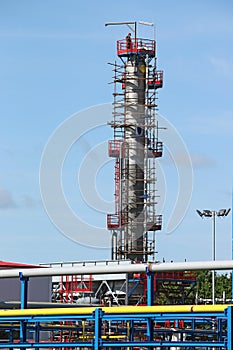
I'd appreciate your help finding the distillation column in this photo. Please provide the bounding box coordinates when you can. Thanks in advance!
[107,33,163,262]
[124,57,146,260]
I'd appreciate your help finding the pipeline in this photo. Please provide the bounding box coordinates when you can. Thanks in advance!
[0,304,230,317]
[0,260,233,278]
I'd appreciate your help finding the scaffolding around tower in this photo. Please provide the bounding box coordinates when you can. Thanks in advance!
[107,34,164,262]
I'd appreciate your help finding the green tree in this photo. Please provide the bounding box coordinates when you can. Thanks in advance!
[195,270,212,299]
[215,272,232,300]
[154,271,232,305]
[192,271,232,303]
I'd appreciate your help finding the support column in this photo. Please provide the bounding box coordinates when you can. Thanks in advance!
[127,320,134,350]
[146,267,154,306]
[212,211,216,305]
[35,322,40,350]
[146,317,153,350]
[93,308,103,350]
[19,272,29,345]
[19,272,29,310]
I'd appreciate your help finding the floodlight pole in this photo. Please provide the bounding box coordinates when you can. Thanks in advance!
[196,208,231,305]
[212,210,216,305]
[232,190,233,300]
[105,21,137,46]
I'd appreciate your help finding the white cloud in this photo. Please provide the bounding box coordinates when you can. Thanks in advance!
[162,152,215,169]
[0,188,17,209]
[191,154,215,168]
[0,189,41,210]
[22,195,41,208]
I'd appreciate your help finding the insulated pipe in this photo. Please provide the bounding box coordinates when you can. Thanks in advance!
[0,263,147,278]
[0,260,233,279]
[0,305,230,317]
[124,58,146,260]
[148,260,233,272]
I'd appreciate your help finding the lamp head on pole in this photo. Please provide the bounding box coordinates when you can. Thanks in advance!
[196,209,204,218]
[217,208,231,217]
[196,208,231,218]
[196,209,213,218]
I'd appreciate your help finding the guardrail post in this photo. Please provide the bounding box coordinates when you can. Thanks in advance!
[146,267,154,306]
[93,308,103,350]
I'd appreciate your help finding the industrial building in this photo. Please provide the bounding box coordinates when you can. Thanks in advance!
[0,260,51,306]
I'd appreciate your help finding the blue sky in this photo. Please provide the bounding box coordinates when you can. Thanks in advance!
[0,0,232,264]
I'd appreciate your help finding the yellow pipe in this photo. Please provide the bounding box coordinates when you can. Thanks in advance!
[82,320,86,341]
[76,335,126,340]
[0,307,95,316]
[103,305,232,313]
[104,305,194,313]
[191,305,229,312]
[0,305,231,317]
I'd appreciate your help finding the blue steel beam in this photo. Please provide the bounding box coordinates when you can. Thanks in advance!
[0,313,227,323]
[0,342,92,348]
[19,274,28,350]
[19,273,29,310]
[93,308,103,350]
[146,267,154,306]
[34,322,40,350]
[0,307,229,348]
[0,340,225,348]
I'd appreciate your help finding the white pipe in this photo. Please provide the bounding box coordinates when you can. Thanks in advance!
[0,260,233,279]
[149,260,233,272]
[0,263,147,278]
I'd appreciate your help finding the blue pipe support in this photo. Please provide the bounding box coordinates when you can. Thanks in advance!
[34,322,40,350]
[0,342,224,348]
[127,319,134,350]
[19,273,29,349]
[93,308,103,350]
[146,318,153,350]
[0,307,230,348]
[19,273,29,310]
[9,328,13,349]
[146,267,154,306]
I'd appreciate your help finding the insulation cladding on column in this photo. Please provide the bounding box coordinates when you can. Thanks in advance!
[107,34,163,262]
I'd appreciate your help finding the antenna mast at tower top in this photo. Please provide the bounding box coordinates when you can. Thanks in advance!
[106,21,164,262]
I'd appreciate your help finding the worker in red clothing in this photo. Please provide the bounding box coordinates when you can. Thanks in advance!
[126,32,132,50]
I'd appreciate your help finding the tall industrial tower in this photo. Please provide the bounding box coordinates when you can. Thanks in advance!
[107,22,163,262]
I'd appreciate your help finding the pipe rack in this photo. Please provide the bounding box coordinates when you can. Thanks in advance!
[0,260,233,348]
[2,260,233,310]
[0,305,231,349]
[1,259,233,279]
